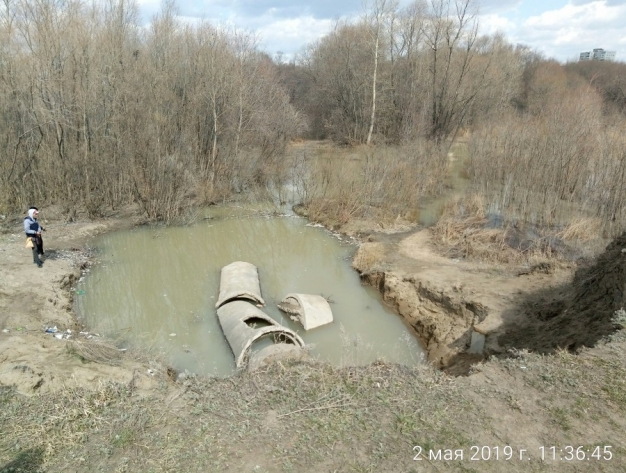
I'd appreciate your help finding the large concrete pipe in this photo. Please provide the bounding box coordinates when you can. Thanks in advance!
[277,294,333,330]
[217,300,304,368]
[215,261,265,309]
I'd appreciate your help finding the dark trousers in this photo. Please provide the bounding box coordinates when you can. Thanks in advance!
[29,234,44,265]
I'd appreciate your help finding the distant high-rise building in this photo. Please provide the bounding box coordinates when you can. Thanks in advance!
[580,48,616,61]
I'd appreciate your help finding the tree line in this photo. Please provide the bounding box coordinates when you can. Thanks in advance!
[1,0,625,231]
[279,0,527,146]
[0,0,303,219]
[278,0,626,233]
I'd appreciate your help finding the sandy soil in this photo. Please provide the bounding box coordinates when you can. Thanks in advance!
[352,228,576,373]
[349,220,626,380]
[2,208,626,472]
[0,209,161,396]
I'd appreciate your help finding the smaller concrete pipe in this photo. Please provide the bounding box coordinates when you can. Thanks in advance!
[216,261,265,309]
[217,300,304,368]
[278,293,333,330]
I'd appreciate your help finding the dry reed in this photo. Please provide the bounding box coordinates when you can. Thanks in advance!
[66,341,123,366]
[352,242,386,273]
[432,195,569,265]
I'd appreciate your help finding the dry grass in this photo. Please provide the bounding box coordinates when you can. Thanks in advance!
[432,195,527,265]
[430,194,601,266]
[436,220,515,262]
[66,341,124,366]
[0,360,464,472]
[557,217,603,242]
[3,337,626,472]
[352,242,385,273]
[295,141,448,229]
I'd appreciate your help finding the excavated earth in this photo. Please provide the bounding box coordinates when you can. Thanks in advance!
[2,209,626,472]
[0,209,160,395]
[2,208,622,387]
[351,226,625,375]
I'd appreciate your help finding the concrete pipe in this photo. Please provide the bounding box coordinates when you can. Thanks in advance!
[217,300,304,368]
[215,261,265,309]
[247,344,306,371]
[277,293,333,330]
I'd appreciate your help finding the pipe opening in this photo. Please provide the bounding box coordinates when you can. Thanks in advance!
[217,295,264,309]
[247,332,298,360]
[243,316,274,329]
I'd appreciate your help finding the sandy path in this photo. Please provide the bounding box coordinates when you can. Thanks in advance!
[0,215,160,395]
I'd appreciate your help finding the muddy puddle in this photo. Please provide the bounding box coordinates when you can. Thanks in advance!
[75,207,425,376]
[416,145,470,226]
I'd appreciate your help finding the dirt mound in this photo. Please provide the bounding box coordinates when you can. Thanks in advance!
[561,232,626,342]
[499,232,626,353]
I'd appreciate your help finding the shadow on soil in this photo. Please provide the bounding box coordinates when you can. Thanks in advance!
[0,447,45,473]
[496,232,626,355]
[445,232,626,375]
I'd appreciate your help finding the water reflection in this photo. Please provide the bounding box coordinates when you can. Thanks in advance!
[76,210,425,375]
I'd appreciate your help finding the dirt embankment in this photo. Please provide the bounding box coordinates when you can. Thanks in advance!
[351,225,624,374]
[0,209,164,396]
[2,210,626,472]
[498,232,626,353]
[358,268,487,367]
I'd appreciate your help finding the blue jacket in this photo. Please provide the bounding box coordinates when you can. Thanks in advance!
[24,216,42,236]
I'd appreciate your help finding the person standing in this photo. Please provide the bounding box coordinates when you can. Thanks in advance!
[24,207,45,267]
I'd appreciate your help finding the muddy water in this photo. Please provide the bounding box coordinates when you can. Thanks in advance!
[417,145,470,226]
[75,208,425,376]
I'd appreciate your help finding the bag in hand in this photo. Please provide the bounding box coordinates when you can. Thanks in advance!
[25,237,34,248]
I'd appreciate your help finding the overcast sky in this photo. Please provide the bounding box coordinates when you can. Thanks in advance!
[136,0,625,63]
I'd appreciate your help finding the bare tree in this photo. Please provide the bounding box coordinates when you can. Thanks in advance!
[364,0,397,144]
[423,0,482,144]
[0,0,303,218]
[392,0,427,141]
[301,21,373,143]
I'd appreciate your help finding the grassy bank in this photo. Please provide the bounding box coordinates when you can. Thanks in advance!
[2,333,626,472]
[2,195,626,472]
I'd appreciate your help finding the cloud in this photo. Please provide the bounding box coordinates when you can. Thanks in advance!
[478,1,626,61]
[137,0,626,63]
[192,0,361,19]
[254,16,335,56]
[476,0,522,14]
[523,2,625,56]
[571,0,626,5]
[479,13,517,35]
[523,2,614,29]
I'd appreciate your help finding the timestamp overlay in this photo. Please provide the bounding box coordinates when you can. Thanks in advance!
[412,445,614,462]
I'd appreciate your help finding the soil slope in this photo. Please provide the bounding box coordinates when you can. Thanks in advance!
[0,211,159,396]
[352,228,578,372]
[1,211,626,472]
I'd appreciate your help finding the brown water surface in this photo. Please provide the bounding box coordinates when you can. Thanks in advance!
[75,207,425,375]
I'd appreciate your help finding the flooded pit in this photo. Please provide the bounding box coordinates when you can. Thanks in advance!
[75,207,425,376]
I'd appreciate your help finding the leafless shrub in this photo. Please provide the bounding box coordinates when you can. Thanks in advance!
[352,242,385,273]
[132,153,194,222]
[432,195,574,265]
[66,340,123,366]
[295,139,447,227]
[0,2,302,219]
[468,84,626,237]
